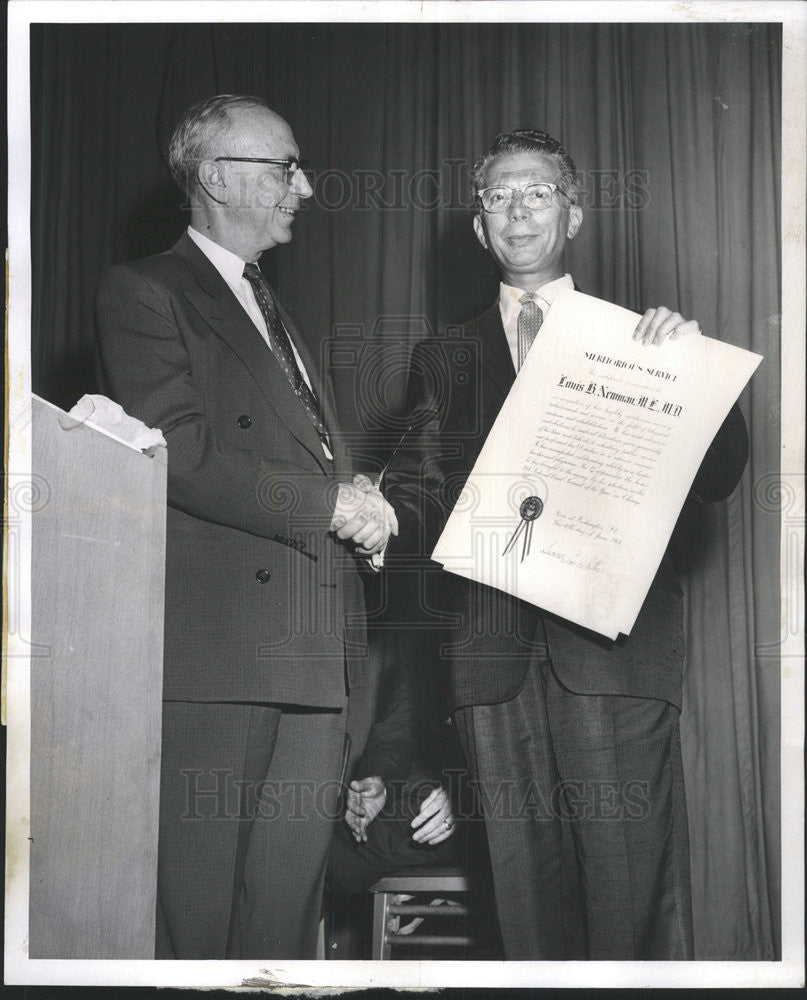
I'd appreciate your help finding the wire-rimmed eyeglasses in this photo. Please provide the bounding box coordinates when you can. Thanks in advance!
[477,181,571,213]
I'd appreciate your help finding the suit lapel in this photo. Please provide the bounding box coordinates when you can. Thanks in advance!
[171,234,331,473]
[475,302,516,423]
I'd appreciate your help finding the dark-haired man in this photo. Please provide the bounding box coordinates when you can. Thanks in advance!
[387,128,748,960]
[96,95,397,959]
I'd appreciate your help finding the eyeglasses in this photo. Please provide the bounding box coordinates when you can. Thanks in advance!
[477,181,570,213]
[214,156,308,185]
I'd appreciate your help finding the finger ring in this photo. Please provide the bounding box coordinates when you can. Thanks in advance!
[443,819,452,830]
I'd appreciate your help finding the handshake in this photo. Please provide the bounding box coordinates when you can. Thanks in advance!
[329,473,398,556]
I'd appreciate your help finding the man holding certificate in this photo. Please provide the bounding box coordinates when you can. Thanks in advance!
[386,129,749,960]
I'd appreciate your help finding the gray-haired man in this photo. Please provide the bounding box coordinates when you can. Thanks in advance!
[96,94,396,958]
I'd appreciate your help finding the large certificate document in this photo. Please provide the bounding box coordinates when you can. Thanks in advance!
[431,289,763,640]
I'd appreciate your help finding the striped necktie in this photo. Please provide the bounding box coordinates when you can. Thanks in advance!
[517,293,544,369]
[242,263,332,453]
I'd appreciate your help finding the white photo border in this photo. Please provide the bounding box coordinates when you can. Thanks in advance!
[5,0,805,989]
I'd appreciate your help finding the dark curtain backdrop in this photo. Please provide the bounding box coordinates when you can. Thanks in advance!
[29,21,781,960]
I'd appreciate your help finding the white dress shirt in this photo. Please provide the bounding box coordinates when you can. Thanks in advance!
[498,273,574,370]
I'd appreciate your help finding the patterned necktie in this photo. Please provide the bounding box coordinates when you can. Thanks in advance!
[242,263,332,453]
[517,293,544,369]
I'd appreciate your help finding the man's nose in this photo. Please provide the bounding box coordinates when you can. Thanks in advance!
[293,168,314,200]
[507,190,530,220]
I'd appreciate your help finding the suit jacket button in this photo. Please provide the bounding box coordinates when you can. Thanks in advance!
[237,414,252,429]
[255,569,271,584]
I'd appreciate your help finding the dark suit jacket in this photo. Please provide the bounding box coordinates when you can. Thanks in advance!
[386,300,749,714]
[95,232,366,708]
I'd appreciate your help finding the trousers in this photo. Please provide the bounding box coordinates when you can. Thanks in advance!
[454,655,694,960]
[156,700,346,959]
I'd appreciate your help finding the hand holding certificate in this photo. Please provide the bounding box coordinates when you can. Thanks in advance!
[431,289,762,640]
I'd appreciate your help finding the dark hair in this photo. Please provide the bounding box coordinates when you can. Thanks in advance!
[471,128,579,206]
[167,94,269,194]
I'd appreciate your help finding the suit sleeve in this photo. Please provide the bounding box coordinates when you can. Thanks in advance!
[688,401,749,503]
[95,264,337,545]
[385,340,456,559]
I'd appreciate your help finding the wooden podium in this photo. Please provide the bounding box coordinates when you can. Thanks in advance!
[29,395,167,958]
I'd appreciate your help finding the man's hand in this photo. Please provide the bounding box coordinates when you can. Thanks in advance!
[345,775,387,843]
[330,476,398,556]
[633,307,703,346]
[351,473,398,557]
[410,785,456,846]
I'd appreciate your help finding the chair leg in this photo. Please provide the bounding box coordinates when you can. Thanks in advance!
[372,891,393,960]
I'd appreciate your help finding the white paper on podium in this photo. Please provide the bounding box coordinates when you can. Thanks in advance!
[431,289,763,640]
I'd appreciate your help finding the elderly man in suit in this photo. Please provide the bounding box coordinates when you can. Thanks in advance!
[95,94,396,959]
[386,128,748,960]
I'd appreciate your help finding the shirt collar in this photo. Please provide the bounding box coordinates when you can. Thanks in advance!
[499,273,574,328]
[187,226,251,292]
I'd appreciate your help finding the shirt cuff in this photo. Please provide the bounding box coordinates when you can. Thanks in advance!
[369,542,388,571]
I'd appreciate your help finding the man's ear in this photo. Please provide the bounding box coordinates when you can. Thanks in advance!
[566,205,583,240]
[196,160,228,204]
[473,214,488,250]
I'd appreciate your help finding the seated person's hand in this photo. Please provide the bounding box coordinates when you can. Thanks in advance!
[410,784,456,845]
[345,775,386,843]
[330,479,398,556]
[632,306,703,346]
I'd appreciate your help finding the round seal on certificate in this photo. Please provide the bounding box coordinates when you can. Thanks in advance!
[519,496,544,521]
